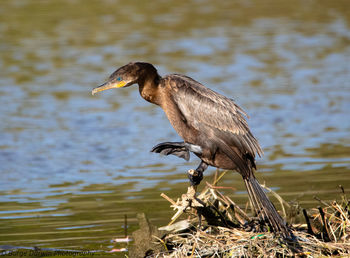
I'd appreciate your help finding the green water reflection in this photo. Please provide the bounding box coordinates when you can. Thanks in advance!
[0,0,349,252]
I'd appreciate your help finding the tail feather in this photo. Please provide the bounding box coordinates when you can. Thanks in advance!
[246,179,282,231]
[244,176,292,238]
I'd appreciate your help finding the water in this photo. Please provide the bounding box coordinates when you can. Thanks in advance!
[0,0,349,252]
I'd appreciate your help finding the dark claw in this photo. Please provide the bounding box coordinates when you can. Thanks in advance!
[188,169,203,186]
[187,161,208,186]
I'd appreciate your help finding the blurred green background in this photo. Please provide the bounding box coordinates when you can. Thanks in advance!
[0,0,349,252]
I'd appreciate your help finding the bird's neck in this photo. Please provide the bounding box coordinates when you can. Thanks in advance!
[138,73,162,105]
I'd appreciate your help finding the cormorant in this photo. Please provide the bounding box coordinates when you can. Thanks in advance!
[92,62,291,238]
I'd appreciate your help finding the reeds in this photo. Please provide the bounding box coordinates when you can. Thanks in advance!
[153,171,350,257]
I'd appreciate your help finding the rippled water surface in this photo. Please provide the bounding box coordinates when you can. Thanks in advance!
[0,0,350,252]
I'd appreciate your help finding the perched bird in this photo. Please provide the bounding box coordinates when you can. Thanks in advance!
[92,62,291,238]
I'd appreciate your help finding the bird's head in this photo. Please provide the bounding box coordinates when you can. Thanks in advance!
[92,62,157,95]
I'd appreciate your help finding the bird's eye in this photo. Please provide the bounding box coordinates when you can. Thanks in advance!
[116,77,122,81]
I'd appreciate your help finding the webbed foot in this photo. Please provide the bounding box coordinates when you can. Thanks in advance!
[187,161,208,186]
[151,141,190,161]
[188,169,203,186]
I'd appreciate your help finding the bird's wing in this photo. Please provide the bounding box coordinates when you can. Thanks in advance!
[170,74,263,159]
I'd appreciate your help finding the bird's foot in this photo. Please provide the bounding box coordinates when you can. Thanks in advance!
[187,169,203,186]
[150,141,190,161]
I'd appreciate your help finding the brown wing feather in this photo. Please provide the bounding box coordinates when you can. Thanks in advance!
[168,74,263,159]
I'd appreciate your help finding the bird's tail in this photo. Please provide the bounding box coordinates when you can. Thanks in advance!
[243,176,292,238]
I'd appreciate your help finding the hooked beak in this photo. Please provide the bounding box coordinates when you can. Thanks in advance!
[91,80,127,95]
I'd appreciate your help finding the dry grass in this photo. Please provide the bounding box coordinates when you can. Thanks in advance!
[152,171,350,257]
